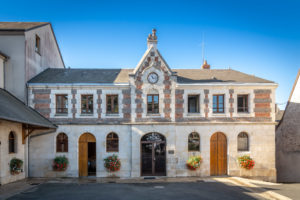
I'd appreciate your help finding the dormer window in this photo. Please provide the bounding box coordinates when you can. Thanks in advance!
[35,35,41,54]
[147,94,159,114]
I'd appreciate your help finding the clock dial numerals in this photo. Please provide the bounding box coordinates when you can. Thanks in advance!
[148,72,158,84]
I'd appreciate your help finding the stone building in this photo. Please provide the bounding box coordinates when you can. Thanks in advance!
[276,69,300,182]
[27,29,278,181]
[0,22,63,185]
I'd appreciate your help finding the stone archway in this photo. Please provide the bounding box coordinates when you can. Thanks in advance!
[141,132,166,176]
[78,133,96,177]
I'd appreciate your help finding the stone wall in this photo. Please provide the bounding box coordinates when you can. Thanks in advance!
[0,120,26,185]
[276,72,300,182]
[29,123,276,182]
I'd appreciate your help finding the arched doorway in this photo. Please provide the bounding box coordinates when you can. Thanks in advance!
[210,132,227,176]
[78,133,96,177]
[141,132,166,176]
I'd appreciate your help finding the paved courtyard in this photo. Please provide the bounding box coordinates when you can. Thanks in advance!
[6,181,263,200]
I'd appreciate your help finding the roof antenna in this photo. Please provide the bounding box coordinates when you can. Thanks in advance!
[201,32,205,64]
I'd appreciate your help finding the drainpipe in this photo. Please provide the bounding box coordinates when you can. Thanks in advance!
[130,124,132,177]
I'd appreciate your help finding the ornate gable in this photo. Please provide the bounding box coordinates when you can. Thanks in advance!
[129,29,176,122]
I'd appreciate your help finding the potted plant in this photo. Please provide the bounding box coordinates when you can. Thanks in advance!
[186,155,202,170]
[10,158,23,175]
[104,154,121,172]
[238,155,255,170]
[53,156,68,171]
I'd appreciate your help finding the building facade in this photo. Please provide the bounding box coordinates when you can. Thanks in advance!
[27,30,278,182]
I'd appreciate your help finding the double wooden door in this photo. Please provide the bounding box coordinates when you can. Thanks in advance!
[141,133,166,176]
[79,133,96,177]
[210,132,227,176]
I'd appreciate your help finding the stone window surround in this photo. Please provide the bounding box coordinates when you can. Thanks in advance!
[101,89,123,118]
[233,89,254,118]
[187,132,201,152]
[54,132,69,156]
[50,89,72,118]
[237,131,251,153]
[209,90,230,118]
[75,90,97,118]
[183,90,205,118]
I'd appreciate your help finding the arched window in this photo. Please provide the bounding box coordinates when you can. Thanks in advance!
[238,132,249,151]
[188,132,200,151]
[9,131,16,153]
[56,133,68,152]
[106,132,119,152]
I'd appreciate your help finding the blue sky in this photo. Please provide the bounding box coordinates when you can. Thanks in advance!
[1,0,300,108]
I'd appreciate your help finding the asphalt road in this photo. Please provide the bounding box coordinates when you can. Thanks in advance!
[8,181,265,200]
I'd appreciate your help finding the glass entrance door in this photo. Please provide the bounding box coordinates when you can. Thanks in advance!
[141,133,166,176]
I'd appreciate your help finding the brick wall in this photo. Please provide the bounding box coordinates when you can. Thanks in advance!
[33,89,51,118]
[254,89,272,118]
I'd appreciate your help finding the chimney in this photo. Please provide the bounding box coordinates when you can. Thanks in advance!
[201,60,210,69]
[147,29,157,49]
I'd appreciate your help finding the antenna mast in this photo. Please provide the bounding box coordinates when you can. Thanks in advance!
[201,32,205,63]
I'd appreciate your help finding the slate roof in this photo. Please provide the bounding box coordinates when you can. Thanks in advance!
[0,89,56,128]
[28,68,274,84]
[0,22,49,31]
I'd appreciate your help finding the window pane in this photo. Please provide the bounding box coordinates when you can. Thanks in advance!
[188,95,199,113]
[153,95,158,103]
[188,132,200,151]
[238,132,249,151]
[113,96,118,113]
[147,102,153,112]
[147,95,152,103]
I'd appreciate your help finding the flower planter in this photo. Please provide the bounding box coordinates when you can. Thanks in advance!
[186,156,202,170]
[53,156,68,171]
[104,154,121,172]
[10,158,23,175]
[238,155,255,170]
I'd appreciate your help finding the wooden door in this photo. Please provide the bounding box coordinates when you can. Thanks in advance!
[79,133,96,177]
[210,132,227,176]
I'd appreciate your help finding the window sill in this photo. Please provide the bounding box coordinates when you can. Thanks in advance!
[106,113,119,116]
[55,113,68,116]
[237,151,250,153]
[187,113,201,116]
[146,113,161,117]
[80,114,94,116]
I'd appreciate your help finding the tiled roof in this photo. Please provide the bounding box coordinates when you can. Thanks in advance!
[28,68,274,84]
[0,22,49,31]
[0,89,56,128]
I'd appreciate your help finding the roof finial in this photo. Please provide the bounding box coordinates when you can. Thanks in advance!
[147,28,157,49]
[201,60,210,69]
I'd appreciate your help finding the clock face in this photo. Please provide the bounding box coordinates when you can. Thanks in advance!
[147,72,158,84]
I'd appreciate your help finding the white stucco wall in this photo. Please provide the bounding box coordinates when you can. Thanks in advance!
[0,35,26,101]
[0,120,26,185]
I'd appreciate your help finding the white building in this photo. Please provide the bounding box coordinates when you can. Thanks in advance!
[27,29,278,182]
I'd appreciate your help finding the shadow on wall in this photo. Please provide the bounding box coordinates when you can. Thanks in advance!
[276,102,300,183]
